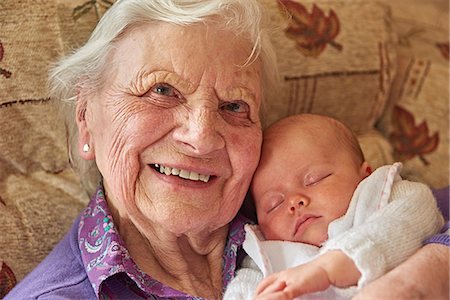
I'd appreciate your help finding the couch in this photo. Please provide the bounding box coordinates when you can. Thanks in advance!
[0,0,448,297]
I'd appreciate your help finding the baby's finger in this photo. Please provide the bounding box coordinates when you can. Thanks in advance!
[257,280,287,296]
[254,290,292,300]
[256,275,277,294]
[255,275,276,294]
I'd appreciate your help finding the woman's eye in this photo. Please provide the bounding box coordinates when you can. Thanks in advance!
[140,82,183,108]
[220,101,249,114]
[152,83,178,97]
[146,83,181,98]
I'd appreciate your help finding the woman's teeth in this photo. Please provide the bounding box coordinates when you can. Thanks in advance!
[154,164,210,183]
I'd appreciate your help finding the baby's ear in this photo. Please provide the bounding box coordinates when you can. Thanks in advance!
[359,161,372,178]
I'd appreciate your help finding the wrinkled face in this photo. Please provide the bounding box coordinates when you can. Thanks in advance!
[81,22,263,235]
[252,123,366,246]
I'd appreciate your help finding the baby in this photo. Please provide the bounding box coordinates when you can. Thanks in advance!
[224,114,444,300]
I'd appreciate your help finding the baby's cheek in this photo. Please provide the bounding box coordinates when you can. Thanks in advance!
[258,221,279,240]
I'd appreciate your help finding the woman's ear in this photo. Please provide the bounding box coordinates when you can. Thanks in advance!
[76,93,95,160]
[359,161,372,178]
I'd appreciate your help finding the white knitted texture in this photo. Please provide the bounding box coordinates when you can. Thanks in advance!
[223,256,262,300]
[322,180,444,288]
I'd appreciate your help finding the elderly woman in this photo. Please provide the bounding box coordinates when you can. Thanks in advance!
[5,0,448,299]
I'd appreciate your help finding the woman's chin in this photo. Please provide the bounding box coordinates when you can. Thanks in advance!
[136,205,226,236]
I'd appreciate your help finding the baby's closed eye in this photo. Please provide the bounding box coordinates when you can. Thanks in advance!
[263,194,284,213]
[304,173,332,186]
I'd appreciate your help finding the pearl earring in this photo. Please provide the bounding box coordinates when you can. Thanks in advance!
[83,144,90,153]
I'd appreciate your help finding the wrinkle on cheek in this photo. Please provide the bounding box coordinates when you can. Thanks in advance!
[105,140,141,221]
[135,176,157,214]
[222,130,261,215]
[104,105,143,216]
[108,125,129,174]
[220,176,251,224]
[109,96,140,122]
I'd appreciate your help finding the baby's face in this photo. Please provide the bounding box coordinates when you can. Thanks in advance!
[251,121,368,246]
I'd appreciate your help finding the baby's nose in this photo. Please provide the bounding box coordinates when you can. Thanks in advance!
[288,195,310,213]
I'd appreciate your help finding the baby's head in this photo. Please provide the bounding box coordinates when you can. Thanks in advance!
[251,114,371,246]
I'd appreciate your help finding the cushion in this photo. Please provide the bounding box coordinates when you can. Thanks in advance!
[261,0,396,132]
[0,0,97,292]
[357,129,395,170]
[377,0,449,188]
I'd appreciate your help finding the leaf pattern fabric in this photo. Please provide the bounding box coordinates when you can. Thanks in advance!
[0,41,12,78]
[0,262,17,298]
[390,106,439,165]
[279,0,342,57]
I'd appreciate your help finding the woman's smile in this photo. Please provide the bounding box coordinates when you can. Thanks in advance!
[148,163,218,187]
[151,163,212,182]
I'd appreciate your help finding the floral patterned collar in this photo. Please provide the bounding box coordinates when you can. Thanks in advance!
[78,185,248,299]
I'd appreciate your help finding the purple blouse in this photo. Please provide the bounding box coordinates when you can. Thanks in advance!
[80,187,247,299]
[5,185,248,299]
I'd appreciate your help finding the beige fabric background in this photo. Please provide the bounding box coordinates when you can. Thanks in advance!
[0,0,95,287]
[378,0,449,188]
[261,0,396,132]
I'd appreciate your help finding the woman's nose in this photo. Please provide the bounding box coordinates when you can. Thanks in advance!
[288,195,310,214]
[173,108,225,155]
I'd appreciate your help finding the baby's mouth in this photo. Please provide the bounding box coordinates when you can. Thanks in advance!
[150,164,211,183]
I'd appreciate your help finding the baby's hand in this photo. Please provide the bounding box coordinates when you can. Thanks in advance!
[254,261,331,299]
[254,250,360,300]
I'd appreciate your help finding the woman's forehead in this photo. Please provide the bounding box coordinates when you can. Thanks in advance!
[108,22,262,92]
[113,22,254,68]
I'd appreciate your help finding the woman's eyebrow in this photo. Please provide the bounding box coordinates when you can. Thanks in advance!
[218,86,259,108]
[130,69,194,93]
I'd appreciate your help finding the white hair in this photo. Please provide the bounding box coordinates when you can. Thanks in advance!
[49,0,278,195]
